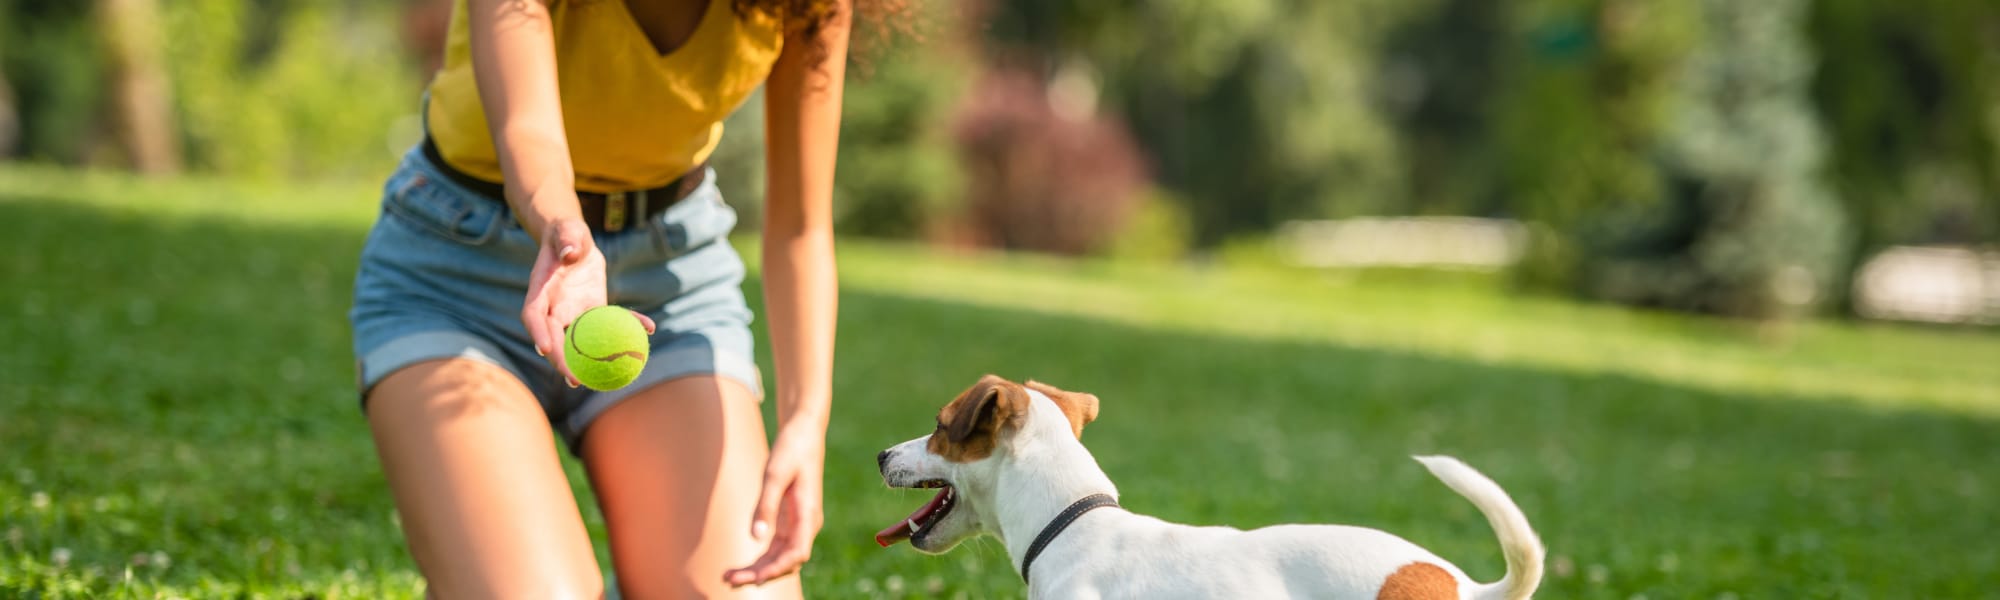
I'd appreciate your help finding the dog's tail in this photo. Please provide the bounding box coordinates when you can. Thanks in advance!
[1414,455,1544,600]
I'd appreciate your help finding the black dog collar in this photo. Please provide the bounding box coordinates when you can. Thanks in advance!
[1019,493,1120,585]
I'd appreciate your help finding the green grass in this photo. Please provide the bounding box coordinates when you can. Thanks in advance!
[3,164,1997,598]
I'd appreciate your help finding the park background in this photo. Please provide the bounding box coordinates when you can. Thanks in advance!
[2,0,1998,597]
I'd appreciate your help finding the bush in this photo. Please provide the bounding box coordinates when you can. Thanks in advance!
[164,0,419,179]
[969,0,1425,246]
[1572,0,1847,319]
[1495,0,1698,294]
[1107,187,1193,262]
[0,2,106,163]
[950,67,1149,256]
[708,8,970,238]
[828,10,970,238]
[1810,0,2000,311]
[1574,177,1846,318]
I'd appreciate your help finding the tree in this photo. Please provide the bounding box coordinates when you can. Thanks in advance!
[0,0,107,164]
[98,0,181,174]
[970,0,1429,246]
[1810,0,2000,309]
[1592,0,1844,319]
[0,62,17,157]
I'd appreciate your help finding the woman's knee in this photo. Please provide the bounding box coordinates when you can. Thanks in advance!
[584,377,785,598]
[365,359,604,600]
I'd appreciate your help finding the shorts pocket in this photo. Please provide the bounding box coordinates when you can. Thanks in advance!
[383,172,503,246]
[649,177,737,257]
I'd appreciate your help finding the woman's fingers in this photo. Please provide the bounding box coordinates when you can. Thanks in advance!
[629,309,657,335]
[523,262,558,356]
[548,312,578,387]
[522,218,608,387]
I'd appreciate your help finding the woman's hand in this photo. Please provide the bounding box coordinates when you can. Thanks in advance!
[724,424,827,587]
[521,217,654,386]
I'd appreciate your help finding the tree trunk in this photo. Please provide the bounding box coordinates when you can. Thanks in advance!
[98,0,180,174]
[0,64,18,159]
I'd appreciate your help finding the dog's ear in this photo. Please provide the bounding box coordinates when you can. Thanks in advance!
[945,375,1029,443]
[1026,380,1099,439]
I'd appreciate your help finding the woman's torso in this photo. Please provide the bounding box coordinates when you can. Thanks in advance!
[425,0,784,193]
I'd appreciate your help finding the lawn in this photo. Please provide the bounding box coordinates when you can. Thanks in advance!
[3,165,1997,598]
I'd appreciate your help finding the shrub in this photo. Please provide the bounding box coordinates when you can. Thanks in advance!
[0,2,107,163]
[950,67,1149,256]
[1578,0,1846,319]
[164,0,419,178]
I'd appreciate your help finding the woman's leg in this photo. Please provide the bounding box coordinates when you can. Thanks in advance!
[368,358,605,600]
[581,375,802,599]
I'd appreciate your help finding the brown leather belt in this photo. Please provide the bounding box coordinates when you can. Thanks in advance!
[421,137,706,233]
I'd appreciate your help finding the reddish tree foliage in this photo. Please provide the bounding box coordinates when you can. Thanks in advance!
[951,67,1148,255]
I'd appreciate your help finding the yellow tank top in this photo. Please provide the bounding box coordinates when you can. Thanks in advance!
[426,0,784,193]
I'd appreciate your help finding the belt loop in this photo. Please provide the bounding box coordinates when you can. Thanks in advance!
[605,191,629,232]
[633,190,651,228]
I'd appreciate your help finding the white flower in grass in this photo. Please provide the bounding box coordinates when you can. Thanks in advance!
[51,547,71,567]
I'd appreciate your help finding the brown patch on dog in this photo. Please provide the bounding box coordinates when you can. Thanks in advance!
[928,375,1029,462]
[1376,562,1458,600]
[1025,380,1099,439]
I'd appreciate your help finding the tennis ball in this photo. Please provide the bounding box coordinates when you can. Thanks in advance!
[564,305,650,391]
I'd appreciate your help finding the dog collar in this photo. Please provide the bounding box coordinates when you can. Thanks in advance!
[1019,493,1120,585]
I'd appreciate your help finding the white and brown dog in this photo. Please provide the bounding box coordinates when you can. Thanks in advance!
[875,375,1544,599]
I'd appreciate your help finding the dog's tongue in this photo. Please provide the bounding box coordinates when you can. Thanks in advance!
[875,488,951,547]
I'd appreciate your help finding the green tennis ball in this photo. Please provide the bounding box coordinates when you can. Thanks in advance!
[564,305,650,391]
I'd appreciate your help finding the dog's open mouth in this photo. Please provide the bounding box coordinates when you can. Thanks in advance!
[875,479,955,547]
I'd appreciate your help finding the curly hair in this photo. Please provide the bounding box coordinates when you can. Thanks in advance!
[731,0,913,68]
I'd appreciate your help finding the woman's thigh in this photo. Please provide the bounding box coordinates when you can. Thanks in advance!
[367,358,603,600]
[580,375,801,599]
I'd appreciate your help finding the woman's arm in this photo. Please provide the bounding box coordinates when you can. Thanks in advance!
[468,0,643,384]
[469,0,574,239]
[724,0,850,587]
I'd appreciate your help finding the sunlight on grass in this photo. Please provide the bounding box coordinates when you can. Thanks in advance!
[806,241,2000,418]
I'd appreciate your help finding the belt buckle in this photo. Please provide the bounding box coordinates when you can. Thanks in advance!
[604,191,629,232]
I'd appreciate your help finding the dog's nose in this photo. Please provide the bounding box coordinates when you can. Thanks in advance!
[877,450,890,471]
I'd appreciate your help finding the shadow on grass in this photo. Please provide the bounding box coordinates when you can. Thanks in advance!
[3,197,1995,598]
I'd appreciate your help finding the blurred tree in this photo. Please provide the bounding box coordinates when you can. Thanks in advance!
[972,0,1430,247]
[1594,0,1844,319]
[1379,0,1505,217]
[163,0,417,178]
[1413,0,1995,319]
[825,11,970,238]
[1490,0,1694,293]
[1810,0,2000,308]
[97,0,180,174]
[704,3,970,237]
[0,0,107,164]
[1494,0,1695,231]
[951,66,1147,255]
[1502,0,1845,320]
[0,61,17,157]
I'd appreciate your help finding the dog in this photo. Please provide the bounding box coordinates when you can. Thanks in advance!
[875,375,1544,599]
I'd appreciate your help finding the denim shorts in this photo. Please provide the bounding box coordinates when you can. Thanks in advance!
[349,145,762,450]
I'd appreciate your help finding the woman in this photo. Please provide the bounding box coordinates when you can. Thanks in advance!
[349,0,873,596]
